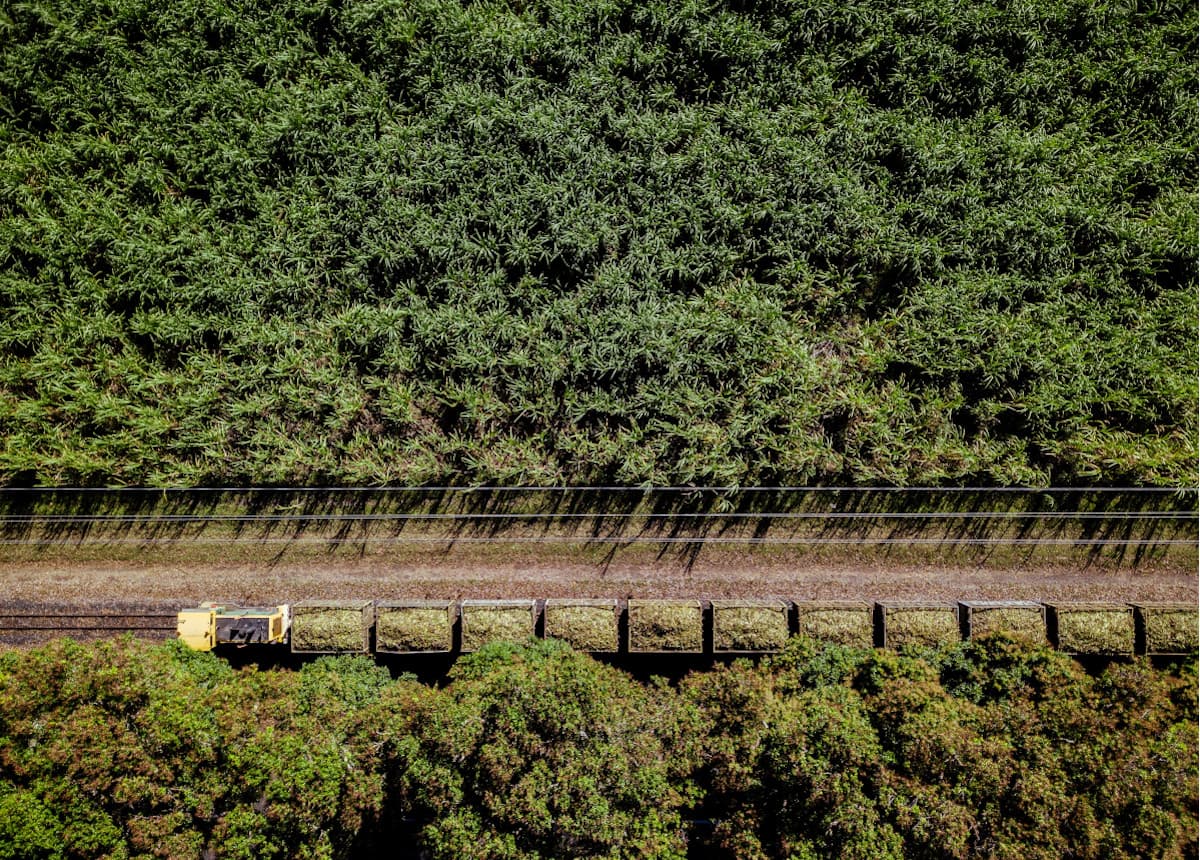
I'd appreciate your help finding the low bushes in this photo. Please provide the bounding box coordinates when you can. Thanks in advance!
[386,639,700,858]
[0,640,400,859]
[0,636,1193,859]
[686,637,1198,859]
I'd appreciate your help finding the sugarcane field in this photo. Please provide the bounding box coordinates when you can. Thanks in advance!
[0,0,1196,856]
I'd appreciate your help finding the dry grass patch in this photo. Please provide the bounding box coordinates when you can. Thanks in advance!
[543,599,619,652]
[290,600,372,653]
[712,601,789,652]
[628,600,703,652]
[460,600,536,651]
[1053,604,1135,654]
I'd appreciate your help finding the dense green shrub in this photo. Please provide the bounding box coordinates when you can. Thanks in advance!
[683,660,902,859]
[384,639,701,858]
[0,637,1194,858]
[0,0,1195,486]
[685,636,1198,859]
[0,640,401,859]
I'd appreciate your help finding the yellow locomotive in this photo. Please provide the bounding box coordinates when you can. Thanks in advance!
[177,603,290,651]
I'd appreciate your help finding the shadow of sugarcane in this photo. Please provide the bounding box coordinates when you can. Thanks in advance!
[0,486,1194,571]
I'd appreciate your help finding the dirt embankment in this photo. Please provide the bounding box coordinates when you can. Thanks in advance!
[1,544,1193,605]
[2,488,1193,606]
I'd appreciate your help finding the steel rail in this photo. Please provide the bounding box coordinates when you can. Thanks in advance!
[2,511,1194,523]
[0,486,1194,493]
[0,612,176,618]
[0,622,175,627]
[0,536,1193,546]
[0,629,175,633]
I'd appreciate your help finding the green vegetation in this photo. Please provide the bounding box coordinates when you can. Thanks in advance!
[0,636,1194,858]
[389,640,698,858]
[0,0,1195,487]
[688,637,1198,858]
[0,641,396,859]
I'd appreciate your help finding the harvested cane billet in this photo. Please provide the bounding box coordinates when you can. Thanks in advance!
[460,600,536,652]
[1131,603,1198,656]
[375,601,454,653]
[290,601,372,654]
[795,601,875,648]
[712,600,789,652]
[881,603,960,650]
[628,600,703,653]
[1052,603,1135,655]
[544,599,619,652]
[960,601,1047,644]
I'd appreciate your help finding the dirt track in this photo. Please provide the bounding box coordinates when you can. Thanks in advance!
[1,549,1193,605]
[3,487,1193,607]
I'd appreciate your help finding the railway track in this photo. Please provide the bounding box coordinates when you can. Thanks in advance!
[1,598,1194,658]
[0,602,180,646]
[0,488,1192,637]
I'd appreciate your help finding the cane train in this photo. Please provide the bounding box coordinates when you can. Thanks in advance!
[176,603,290,650]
